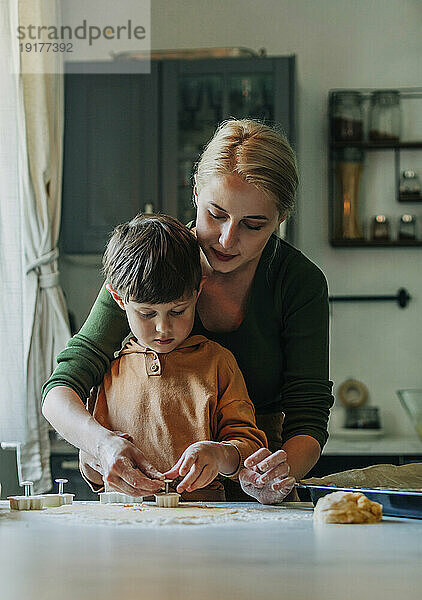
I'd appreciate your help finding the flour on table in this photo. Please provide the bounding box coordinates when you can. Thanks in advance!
[37,502,313,527]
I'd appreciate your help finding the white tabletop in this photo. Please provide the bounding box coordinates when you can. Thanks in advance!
[0,500,421,600]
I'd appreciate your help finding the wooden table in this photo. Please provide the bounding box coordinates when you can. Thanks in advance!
[1,501,421,600]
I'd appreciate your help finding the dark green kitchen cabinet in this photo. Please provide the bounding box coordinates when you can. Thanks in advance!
[61,56,296,254]
[61,65,159,253]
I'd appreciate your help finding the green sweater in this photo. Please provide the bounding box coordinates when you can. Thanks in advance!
[43,235,333,448]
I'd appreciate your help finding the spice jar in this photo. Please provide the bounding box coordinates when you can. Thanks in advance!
[369,90,401,142]
[398,214,417,240]
[399,170,421,198]
[371,215,390,241]
[331,92,364,142]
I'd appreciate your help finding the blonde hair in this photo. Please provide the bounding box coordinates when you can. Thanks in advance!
[195,119,298,218]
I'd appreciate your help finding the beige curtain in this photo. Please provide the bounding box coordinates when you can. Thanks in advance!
[16,0,71,493]
[0,0,26,444]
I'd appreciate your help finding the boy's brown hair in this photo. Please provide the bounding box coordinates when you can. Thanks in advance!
[103,213,201,304]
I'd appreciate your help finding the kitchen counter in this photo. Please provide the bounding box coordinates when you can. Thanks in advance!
[50,434,422,457]
[324,434,422,455]
[0,500,421,600]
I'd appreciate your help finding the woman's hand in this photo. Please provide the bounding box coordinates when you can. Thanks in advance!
[79,432,132,489]
[96,433,165,496]
[239,448,295,505]
[79,449,104,487]
[164,441,228,494]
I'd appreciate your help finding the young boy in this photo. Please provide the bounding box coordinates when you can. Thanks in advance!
[85,213,267,501]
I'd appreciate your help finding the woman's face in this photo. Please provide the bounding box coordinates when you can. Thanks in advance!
[195,174,282,274]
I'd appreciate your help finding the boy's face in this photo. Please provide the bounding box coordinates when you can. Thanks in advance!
[107,285,200,354]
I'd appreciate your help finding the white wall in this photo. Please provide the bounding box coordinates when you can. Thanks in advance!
[60,0,422,436]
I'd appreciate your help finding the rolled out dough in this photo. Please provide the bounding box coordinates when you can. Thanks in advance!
[303,463,422,490]
[313,491,383,524]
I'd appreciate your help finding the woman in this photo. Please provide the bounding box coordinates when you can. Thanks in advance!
[43,119,333,504]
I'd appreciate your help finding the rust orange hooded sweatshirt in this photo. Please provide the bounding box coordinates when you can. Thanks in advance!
[93,334,267,500]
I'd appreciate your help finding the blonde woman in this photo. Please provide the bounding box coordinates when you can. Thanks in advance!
[43,119,333,504]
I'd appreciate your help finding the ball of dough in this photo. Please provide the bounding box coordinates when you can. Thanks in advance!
[313,491,382,524]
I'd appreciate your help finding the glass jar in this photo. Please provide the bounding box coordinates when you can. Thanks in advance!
[370,215,390,241]
[331,92,364,142]
[398,214,417,240]
[335,147,364,240]
[344,407,381,430]
[369,90,401,142]
[399,170,421,197]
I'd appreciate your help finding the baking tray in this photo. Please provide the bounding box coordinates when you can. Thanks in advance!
[297,484,422,519]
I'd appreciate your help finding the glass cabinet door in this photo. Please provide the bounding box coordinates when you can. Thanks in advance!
[161,57,295,240]
[228,74,274,121]
[177,75,223,224]
[176,73,276,224]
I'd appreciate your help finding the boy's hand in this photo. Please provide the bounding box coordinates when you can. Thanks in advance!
[164,441,226,494]
[98,433,165,496]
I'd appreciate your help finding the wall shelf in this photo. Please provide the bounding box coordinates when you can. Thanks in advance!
[398,193,422,203]
[328,87,422,246]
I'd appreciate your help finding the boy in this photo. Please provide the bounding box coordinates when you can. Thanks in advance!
[85,213,267,501]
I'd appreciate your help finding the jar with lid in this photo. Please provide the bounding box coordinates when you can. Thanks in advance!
[370,215,390,241]
[399,170,421,198]
[369,90,401,142]
[331,91,364,142]
[398,214,417,240]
